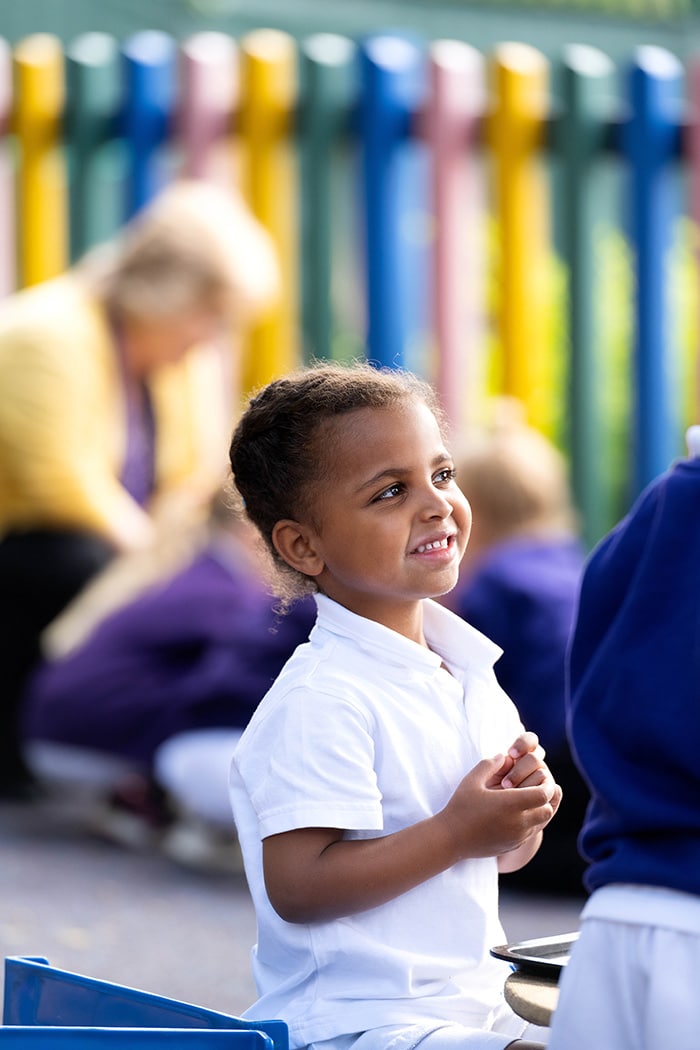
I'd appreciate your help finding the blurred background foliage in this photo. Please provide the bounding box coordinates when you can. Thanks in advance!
[2,0,699,60]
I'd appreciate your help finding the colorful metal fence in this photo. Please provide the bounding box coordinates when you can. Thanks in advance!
[2,28,697,545]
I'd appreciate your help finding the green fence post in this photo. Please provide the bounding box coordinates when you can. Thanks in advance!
[558,43,616,548]
[298,33,356,362]
[66,31,123,260]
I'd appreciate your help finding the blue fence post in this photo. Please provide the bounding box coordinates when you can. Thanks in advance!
[359,34,425,370]
[622,46,684,496]
[121,30,177,218]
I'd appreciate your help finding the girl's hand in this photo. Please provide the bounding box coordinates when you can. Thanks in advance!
[439,753,559,860]
[490,733,563,874]
[499,731,550,790]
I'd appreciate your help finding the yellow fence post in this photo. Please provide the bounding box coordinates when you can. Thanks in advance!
[238,29,299,395]
[489,42,551,431]
[13,33,67,287]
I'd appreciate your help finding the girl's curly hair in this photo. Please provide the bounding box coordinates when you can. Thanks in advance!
[229,360,444,604]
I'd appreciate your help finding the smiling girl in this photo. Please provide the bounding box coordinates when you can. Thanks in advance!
[228,361,561,1050]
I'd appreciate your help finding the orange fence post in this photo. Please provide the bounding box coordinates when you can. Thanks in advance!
[13,33,68,287]
[488,42,551,431]
[238,28,299,394]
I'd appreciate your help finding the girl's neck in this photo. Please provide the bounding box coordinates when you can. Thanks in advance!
[326,594,427,648]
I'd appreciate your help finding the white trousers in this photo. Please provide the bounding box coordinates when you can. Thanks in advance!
[309,1017,548,1050]
[25,729,243,830]
[24,740,140,794]
[549,884,700,1050]
[154,728,243,827]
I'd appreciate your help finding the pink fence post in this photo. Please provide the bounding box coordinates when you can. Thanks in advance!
[177,31,238,185]
[422,39,486,433]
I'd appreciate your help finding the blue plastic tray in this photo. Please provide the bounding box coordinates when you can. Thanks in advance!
[0,1028,273,1049]
[3,958,287,1050]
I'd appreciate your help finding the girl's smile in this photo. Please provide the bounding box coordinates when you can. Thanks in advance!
[409,533,457,556]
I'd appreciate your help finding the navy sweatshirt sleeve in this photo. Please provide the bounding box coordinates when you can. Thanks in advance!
[567,457,700,896]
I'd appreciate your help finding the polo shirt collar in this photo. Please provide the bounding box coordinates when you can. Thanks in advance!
[312,593,502,676]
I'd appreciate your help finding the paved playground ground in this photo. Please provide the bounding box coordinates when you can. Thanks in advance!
[1,798,586,1017]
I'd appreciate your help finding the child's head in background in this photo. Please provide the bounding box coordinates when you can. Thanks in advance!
[229,361,472,636]
[454,399,578,573]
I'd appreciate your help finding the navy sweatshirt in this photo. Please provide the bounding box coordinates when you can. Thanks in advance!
[568,455,700,897]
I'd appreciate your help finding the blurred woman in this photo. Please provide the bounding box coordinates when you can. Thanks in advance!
[0,179,279,797]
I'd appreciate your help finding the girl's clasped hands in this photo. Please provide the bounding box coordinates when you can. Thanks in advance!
[439,731,562,870]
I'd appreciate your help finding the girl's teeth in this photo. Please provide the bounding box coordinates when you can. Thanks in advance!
[418,539,447,553]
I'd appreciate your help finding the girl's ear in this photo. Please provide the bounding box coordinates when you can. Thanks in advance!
[272,520,324,578]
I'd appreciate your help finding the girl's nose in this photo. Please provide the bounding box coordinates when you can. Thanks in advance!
[419,487,452,519]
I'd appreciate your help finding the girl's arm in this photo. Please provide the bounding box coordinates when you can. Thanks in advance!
[263,751,559,924]
[497,829,544,873]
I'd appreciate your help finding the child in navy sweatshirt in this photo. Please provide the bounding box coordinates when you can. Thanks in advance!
[549,427,700,1050]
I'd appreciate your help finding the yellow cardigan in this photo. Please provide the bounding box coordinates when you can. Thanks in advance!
[0,274,232,546]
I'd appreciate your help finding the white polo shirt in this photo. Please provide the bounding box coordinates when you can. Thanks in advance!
[230,595,525,1049]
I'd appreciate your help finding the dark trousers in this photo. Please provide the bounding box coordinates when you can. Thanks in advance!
[0,529,115,794]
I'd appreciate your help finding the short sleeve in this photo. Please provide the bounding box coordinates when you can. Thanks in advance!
[235,687,384,838]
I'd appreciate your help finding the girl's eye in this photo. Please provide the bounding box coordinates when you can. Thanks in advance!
[374,482,403,502]
[434,467,457,485]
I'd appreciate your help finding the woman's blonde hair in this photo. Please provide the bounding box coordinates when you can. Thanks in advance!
[79,179,279,325]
